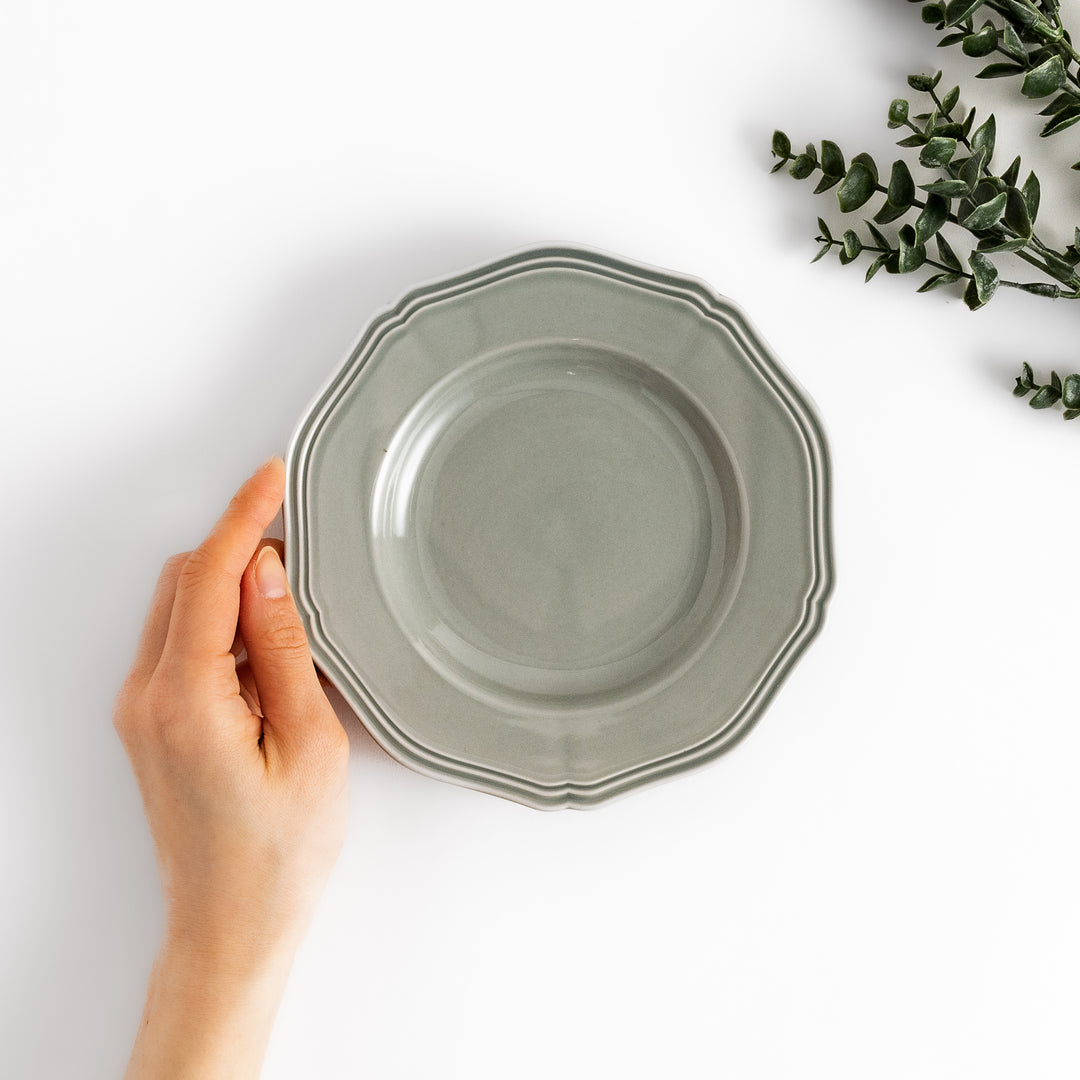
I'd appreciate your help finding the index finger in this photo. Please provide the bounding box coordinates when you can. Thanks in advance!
[163,456,286,664]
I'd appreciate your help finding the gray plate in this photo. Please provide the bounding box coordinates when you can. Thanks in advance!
[285,245,832,809]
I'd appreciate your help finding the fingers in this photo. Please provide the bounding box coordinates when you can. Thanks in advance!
[238,544,338,764]
[164,458,286,665]
[130,552,192,681]
[230,540,285,658]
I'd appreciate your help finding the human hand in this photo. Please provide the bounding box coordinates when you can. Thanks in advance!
[114,457,349,1079]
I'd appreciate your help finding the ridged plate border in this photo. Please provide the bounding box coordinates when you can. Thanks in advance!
[285,244,834,809]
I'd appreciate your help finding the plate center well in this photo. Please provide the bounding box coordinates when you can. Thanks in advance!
[371,342,740,707]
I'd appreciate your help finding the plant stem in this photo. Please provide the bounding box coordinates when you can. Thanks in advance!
[818,233,1069,292]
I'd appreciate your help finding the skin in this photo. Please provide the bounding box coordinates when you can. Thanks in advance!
[114,457,350,1080]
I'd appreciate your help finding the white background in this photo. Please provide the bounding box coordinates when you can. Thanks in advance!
[4,2,1080,1077]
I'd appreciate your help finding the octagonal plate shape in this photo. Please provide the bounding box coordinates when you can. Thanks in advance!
[285,245,832,809]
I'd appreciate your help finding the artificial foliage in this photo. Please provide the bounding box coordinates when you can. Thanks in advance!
[772,0,1080,420]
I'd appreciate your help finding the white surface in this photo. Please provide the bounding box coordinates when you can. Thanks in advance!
[3,1,1080,1076]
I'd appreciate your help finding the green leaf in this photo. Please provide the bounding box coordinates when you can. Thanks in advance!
[918,271,962,291]
[945,0,984,22]
[1062,374,1080,409]
[923,2,945,24]
[851,152,879,187]
[802,142,818,165]
[888,99,910,128]
[908,72,938,92]
[810,241,831,264]
[1001,21,1025,59]
[1051,370,1062,394]
[1029,386,1061,408]
[962,190,1008,230]
[970,114,996,164]
[772,131,792,158]
[886,159,916,209]
[941,85,961,113]
[816,217,834,243]
[1037,93,1073,117]
[841,229,863,263]
[963,278,984,310]
[1022,55,1066,98]
[813,173,842,194]
[977,62,1027,78]
[1001,0,1041,28]
[931,121,965,140]
[920,136,958,167]
[938,31,967,46]
[821,139,845,177]
[865,252,890,282]
[874,200,911,225]
[790,154,816,180]
[838,226,864,253]
[937,233,963,271]
[1064,409,1080,421]
[977,235,1029,253]
[920,179,970,197]
[1014,377,1030,397]
[1041,105,1080,137]
[896,133,929,148]
[914,194,950,244]
[1021,171,1041,222]
[1044,253,1079,285]
[959,147,988,188]
[963,23,999,56]
[969,250,999,304]
[837,162,877,212]
[1003,186,1033,237]
[1021,362,1035,386]
[1001,155,1022,187]
[867,222,891,249]
[898,224,927,273]
[970,177,1001,205]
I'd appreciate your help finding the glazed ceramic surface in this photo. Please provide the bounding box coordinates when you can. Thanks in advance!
[285,245,832,808]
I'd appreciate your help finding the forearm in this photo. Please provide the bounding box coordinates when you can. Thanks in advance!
[124,932,297,1080]
[115,459,350,1079]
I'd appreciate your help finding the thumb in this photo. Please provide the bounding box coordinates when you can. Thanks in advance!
[239,544,334,762]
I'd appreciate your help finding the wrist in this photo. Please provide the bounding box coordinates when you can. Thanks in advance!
[162,875,316,978]
[124,933,297,1080]
[162,918,301,987]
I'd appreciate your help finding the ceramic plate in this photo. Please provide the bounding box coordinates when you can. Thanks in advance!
[285,245,832,808]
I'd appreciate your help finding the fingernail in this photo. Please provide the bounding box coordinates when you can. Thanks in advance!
[260,454,284,472]
[255,546,288,599]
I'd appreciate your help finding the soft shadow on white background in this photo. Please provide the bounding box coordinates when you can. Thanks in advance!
[0,224,516,1078]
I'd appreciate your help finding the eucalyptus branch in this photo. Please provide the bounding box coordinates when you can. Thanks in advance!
[770,2,1080,426]
[772,68,1080,310]
[914,0,1080,163]
[812,219,978,289]
[1014,362,1080,417]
